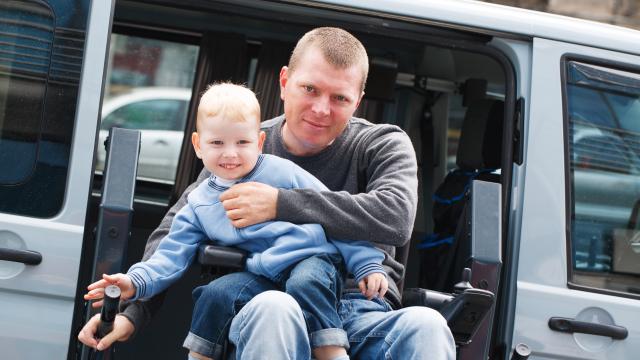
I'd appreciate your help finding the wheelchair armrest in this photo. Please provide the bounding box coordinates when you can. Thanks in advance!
[403,287,494,346]
[198,243,247,270]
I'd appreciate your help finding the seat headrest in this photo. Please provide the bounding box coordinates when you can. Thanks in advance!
[456,99,504,170]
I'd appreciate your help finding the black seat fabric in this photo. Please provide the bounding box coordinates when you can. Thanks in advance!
[418,99,504,292]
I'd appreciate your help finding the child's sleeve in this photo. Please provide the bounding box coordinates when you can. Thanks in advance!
[126,204,205,300]
[331,239,386,283]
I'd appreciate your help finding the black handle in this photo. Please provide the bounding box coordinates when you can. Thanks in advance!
[0,248,42,265]
[97,285,121,339]
[549,317,628,340]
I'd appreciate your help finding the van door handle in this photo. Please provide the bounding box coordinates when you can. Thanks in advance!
[548,317,628,340]
[0,248,42,265]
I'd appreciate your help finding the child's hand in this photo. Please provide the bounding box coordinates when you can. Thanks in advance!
[358,272,388,300]
[84,273,136,308]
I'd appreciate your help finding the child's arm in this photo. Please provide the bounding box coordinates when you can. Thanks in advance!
[125,204,206,300]
[84,203,205,306]
[331,239,388,299]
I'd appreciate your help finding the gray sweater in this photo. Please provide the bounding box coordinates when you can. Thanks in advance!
[121,115,418,333]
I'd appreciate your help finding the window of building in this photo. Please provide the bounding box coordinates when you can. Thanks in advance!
[566,60,640,296]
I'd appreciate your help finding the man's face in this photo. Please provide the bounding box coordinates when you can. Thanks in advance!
[192,116,265,180]
[279,46,364,156]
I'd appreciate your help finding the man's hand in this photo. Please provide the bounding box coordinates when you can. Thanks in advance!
[84,273,136,308]
[78,313,134,351]
[219,182,278,228]
[358,272,389,300]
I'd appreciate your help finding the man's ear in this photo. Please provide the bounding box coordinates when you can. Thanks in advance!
[191,132,203,159]
[279,66,288,101]
[257,130,266,152]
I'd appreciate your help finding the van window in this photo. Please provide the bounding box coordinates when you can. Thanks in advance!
[0,0,86,217]
[96,33,198,184]
[566,60,640,296]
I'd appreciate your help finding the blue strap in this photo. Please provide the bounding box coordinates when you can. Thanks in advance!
[432,168,497,205]
[418,235,454,249]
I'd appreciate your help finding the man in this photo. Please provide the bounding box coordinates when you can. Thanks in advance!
[79,27,455,359]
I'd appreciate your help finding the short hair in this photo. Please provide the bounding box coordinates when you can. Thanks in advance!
[197,82,261,130]
[288,27,369,91]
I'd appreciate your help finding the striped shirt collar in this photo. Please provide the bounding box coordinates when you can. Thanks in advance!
[207,154,265,191]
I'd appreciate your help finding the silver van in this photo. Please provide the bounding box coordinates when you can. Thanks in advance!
[1,0,639,359]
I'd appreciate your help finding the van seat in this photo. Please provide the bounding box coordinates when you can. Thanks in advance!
[419,98,504,292]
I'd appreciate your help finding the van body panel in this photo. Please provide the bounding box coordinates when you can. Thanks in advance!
[0,0,114,358]
[487,36,534,355]
[0,1,638,359]
[515,281,639,359]
[65,0,118,225]
[513,37,640,358]
[313,0,640,55]
[489,38,533,99]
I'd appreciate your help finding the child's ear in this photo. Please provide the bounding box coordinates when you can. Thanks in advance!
[191,132,203,159]
[257,130,266,152]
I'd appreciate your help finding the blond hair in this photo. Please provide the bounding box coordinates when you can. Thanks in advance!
[197,82,261,130]
[288,27,369,91]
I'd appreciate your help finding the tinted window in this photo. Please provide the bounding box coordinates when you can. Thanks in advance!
[566,60,640,296]
[0,0,88,217]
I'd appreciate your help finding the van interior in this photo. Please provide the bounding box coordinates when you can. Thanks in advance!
[73,1,515,358]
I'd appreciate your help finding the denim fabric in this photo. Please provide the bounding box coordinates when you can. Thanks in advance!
[231,292,455,360]
[339,293,455,359]
[184,272,278,359]
[184,253,348,358]
[283,253,349,349]
[228,291,310,359]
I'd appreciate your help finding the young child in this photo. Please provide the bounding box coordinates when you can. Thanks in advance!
[85,83,388,360]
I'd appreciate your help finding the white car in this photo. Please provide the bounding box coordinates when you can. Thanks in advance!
[96,87,192,182]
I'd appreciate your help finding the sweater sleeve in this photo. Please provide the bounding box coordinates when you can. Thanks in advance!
[119,168,210,336]
[277,130,418,247]
[330,239,385,283]
[284,159,387,281]
[127,202,205,300]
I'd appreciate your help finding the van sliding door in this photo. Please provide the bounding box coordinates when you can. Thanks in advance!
[0,0,114,358]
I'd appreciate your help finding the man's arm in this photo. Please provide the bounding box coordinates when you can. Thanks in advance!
[119,169,210,336]
[278,130,418,247]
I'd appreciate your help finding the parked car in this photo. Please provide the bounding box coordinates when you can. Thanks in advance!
[96,87,192,183]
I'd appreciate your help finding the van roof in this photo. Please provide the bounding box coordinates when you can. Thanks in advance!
[313,0,640,55]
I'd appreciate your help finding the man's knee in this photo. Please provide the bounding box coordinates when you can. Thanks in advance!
[245,290,301,316]
[230,291,306,339]
[397,306,450,336]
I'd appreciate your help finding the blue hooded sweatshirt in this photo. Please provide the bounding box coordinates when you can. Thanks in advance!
[127,154,385,300]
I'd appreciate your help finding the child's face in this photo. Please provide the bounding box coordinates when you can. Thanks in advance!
[192,116,265,180]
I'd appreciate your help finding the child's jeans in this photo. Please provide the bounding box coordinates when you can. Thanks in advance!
[183,253,347,359]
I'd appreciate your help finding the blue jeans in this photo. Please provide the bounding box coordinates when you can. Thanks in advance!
[183,253,347,358]
[229,292,456,360]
